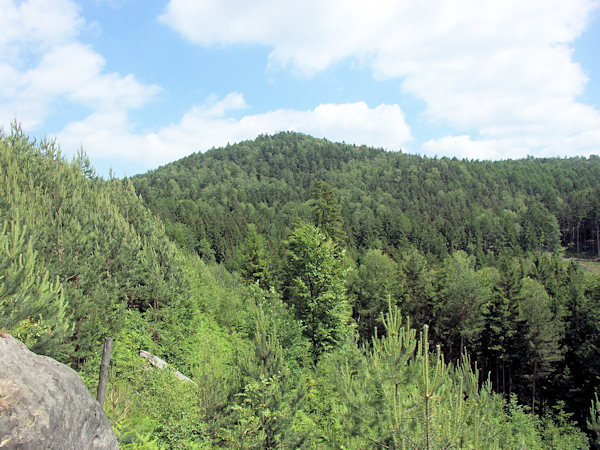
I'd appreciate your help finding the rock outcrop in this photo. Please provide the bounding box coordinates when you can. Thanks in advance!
[0,333,118,449]
[140,349,196,384]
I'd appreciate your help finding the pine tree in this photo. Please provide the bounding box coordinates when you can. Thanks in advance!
[517,277,563,414]
[226,309,306,448]
[0,219,71,358]
[338,304,510,449]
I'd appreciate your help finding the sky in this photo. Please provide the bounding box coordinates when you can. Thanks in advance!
[1,0,600,177]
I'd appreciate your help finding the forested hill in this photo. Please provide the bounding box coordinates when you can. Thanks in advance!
[2,126,600,447]
[132,131,600,265]
[132,131,600,444]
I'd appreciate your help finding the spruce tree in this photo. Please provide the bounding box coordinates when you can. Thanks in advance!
[348,248,398,342]
[309,180,345,245]
[239,223,272,289]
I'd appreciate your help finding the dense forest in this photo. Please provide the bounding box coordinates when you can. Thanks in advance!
[2,125,600,448]
[133,132,600,266]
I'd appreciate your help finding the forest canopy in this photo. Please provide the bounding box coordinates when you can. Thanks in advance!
[2,126,599,448]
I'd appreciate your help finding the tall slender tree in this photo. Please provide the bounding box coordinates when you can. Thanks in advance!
[517,277,563,413]
[283,223,352,360]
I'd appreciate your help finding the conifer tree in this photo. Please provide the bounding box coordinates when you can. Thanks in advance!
[437,250,488,361]
[310,180,345,245]
[349,248,398,342]
[0,219,71,358]
[239,223,272,289]
[227,309,306,448]
[338,304,512,449]
[517,277,563,414]
[588,392,600,448]
[397,247,437,332]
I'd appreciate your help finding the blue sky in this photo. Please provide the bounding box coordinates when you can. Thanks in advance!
[1,0,600,177]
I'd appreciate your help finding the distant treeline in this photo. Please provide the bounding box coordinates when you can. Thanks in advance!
[133,132,600,266]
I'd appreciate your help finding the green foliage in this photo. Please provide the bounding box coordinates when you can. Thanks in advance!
[283,223,353,360]
[238,223,273,289]
[436,250,490,361]
[310,179,345,244]
[517,277,563,413]
[319,304,582,449]
[541,403,589,449]
[0,219,71,358]
[244,282,310,367]
[0,123,190,365]
[348,248,398,341]
[1,126,595,447]
[223,309,308,448]
[397,246,437,332]
[521,203,561,252]
[588,393,600,448]
[133,132,600,265]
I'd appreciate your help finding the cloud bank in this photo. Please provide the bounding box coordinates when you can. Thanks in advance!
[0,0,160,129]
[161,0,600,159]
[1,0,599,173]
[0,0,415,171]
[58,93,412,169]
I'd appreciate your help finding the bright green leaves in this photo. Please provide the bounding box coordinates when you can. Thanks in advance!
[283,223,352,360]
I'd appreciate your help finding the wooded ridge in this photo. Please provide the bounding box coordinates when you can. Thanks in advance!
[2,125,599,447]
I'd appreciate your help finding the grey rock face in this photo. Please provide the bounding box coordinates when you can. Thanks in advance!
[0,334,118,449]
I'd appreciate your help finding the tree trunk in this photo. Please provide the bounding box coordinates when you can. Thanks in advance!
[97,338,113,408]
[425,395,431,450]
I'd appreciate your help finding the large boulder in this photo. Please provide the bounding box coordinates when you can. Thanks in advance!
[0,333,118,449]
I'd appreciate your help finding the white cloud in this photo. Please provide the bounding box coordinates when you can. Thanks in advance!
[161,0,600,159]
[0,0,160,129]
[423,135,514,161]
[0,0,82,52]
[58,93,412,171]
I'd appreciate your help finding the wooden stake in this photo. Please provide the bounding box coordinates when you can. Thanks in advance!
[97,337,113,407]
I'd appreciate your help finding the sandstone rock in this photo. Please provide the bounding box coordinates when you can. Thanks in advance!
[139,349,196,384]
[0,334,118,449]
